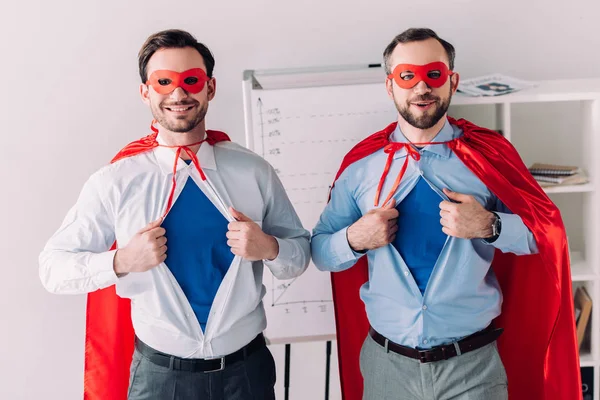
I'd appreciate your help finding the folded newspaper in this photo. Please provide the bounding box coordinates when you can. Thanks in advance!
[457,74,536,97]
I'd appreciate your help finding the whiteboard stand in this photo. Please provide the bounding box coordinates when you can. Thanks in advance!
[280,339,333,400]
[285,344,291,400]
[325,340,332,400]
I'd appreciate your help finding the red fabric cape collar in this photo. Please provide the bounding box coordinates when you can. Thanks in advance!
[111,130,231,163]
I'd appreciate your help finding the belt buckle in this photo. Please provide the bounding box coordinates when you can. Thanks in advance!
[419,346,451,363]
[418,350,430,363]
[203,357,225,373]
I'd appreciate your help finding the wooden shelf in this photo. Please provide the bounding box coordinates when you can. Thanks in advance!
[452,79,600,105]
[543,183,594,194]
[580,352,597,367]
[571,253,598,281]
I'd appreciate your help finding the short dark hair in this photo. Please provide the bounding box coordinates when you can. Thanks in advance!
[138,29,215,83]
[383,28,455,75]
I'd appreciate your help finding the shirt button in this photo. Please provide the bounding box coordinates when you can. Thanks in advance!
[404,271,409,276]
[423,339,428,344]
[422,305,428,311]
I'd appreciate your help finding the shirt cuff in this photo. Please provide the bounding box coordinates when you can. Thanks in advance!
[264,236,296,267]
[332,226,364,264]
[89,250,119,289]
[482,212,521,249]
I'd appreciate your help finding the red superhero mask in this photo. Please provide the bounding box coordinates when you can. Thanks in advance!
[146,68,210,94]
[388,62,453,89]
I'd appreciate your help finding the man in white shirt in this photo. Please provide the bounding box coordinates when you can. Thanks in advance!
[39,29,310,400]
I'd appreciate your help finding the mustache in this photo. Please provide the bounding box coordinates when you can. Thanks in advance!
[409,95,440,103]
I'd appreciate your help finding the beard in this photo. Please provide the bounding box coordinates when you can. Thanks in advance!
[394,87,452,130]
[151,100,208,133]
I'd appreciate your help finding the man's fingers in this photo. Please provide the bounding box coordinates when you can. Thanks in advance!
[226,230,242,240]
[442,227,454,236]
[228,221,242,231]
[228,221,253,232]
[382,198,397,209]
[147,227,166,239]
[229,207,253,222]
[439,200,457,212]
[440,215,456,229]
[381,208,399,220]
[140,217,163,233]
[441,227,462,238]
[443,188,472,203]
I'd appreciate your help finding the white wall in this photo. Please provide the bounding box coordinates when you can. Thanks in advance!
[2,0,599,399]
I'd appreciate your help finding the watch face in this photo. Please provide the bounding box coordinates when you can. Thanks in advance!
[492,214,500,237]
[494,216,501,236]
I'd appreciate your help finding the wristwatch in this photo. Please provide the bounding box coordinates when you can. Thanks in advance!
[485,212,502,243]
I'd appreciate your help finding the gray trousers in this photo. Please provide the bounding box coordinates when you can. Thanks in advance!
[360,334,508,400]
[127,344,276,400]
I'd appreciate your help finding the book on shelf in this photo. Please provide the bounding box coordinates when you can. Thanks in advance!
[528,163,588,187]
[529,163,580,176]
[533,173,588,186]
[574,286,593,349]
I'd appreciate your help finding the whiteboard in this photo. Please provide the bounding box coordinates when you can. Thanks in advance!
[242,67,396,344]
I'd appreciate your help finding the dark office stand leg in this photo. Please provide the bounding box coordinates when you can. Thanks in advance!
[325,341,332,400]
[285,343,291,400]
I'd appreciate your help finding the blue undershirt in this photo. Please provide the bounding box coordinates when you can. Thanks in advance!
[161,162,234,332]
[392,178,447,294]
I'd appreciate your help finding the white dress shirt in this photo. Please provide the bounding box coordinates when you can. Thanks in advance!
[39,136,311,358]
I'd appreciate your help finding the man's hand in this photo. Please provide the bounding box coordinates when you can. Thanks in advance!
[227,207,279,261]
[439,188,495,239]
[114,218,167,275]
[347,198,399,252]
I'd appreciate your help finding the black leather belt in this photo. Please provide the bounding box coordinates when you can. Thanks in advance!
[134,333,266,372]
[369,324,503,363]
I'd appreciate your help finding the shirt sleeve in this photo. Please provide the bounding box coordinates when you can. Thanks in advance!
[39,171,119,294]
[483,197,539,255]
[311,173,365,272]
[261,165,311,280]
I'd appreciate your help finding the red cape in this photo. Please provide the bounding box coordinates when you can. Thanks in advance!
[83,130,230,400]
[331,118,581,400]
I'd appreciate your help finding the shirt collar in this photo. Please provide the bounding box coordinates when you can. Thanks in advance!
[154,134,217,175]
[390,118,455,159]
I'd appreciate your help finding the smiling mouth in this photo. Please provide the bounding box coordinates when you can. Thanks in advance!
[411,101,436,109]
[412,99,436,105]
[164,105,195,112]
